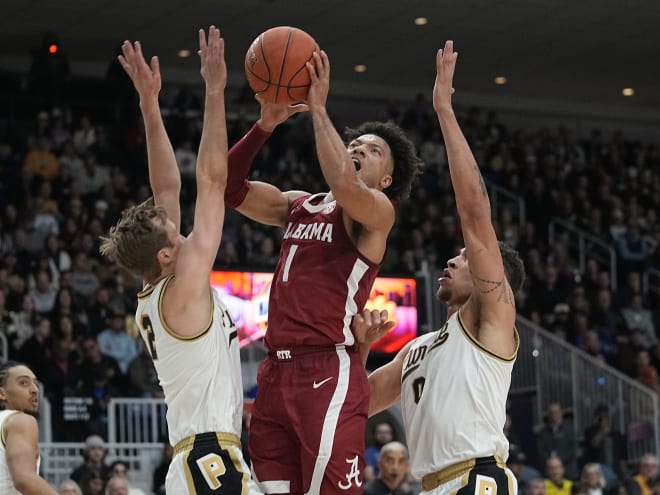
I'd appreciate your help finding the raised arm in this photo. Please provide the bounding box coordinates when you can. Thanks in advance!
[433,41,516,350]
[225,98,309,227]
[5,414,59,495]
[165,26,227,336]
[306,51,394,232]
[119,41,181,230]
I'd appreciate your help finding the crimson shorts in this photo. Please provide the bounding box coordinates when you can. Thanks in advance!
[248,345,369,495]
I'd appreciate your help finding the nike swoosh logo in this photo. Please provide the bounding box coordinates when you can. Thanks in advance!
[312,377,333,389]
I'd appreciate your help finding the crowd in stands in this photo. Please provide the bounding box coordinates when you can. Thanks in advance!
[0,68,659,491]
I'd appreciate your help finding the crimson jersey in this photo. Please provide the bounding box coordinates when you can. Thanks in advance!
[266,192,381,349]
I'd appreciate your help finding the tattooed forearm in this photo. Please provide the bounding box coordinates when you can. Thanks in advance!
[470,270,515,307]
[474,163,488,197]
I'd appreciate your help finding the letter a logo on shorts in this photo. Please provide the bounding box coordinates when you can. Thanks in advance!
[338,455,362,490]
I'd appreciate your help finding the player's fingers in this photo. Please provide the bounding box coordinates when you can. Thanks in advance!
[134,41,144,60]
[117,55,130,72]
[121,40,133,58]
[383,321,396,333]
[289,102,309,113]
[306,61,317,80]
[151,56,160,75]
[199,28,207,51]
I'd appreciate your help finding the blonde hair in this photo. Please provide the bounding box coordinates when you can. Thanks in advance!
[580,463,606,489]
[99,198,171,281]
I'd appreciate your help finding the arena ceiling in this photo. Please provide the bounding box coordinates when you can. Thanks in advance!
[2,0,660,115]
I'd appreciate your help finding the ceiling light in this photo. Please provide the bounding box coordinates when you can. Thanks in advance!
[354,64,367,73]
[622,88,634,96]
[414,17,428,25]
[494,76,507,85]
[178,49,191,58]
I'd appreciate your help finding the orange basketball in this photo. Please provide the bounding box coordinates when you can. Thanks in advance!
[245,26,318,104]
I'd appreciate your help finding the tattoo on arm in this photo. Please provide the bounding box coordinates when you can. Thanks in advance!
[470,270,515,307]
[474,164,488,197]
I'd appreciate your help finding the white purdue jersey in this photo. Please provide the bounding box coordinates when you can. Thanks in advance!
[401,311,518,479]
[0,409,41,495]
[136,275,243,446]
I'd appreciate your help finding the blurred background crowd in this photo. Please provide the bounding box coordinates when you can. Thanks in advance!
[0,41,659,495]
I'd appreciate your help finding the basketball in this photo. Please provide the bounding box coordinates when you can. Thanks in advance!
[245,26,318,104]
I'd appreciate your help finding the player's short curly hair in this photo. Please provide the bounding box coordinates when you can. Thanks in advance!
[99,198,172,281]
[344,121,424,202]
[0,360,27,410]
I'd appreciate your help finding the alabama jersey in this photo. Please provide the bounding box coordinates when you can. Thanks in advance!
[135,275,243,446]
[401,311,518,479]
[0,410,40,495]
[266,193,381,349]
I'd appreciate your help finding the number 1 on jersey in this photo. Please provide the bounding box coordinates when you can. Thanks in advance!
[282,244,298,282]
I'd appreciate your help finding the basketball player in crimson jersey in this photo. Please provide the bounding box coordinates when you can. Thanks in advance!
[225,50,422,495]
[365,41,526,495]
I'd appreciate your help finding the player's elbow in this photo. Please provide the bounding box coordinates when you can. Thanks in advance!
[12,472,35,492]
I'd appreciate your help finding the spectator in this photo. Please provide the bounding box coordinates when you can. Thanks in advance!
[96,309,137,375]
[635,350,660,392]
[537,402,578,480]
[615,221,652,281]
[59,479,83,495]
[529,478,548,495]
[24,136,60,179]
[621,295,657,349]
[108,461,146,495]
[17,315,52,376]
[627,454,659,495]
[151,440,173,495]
[582,404,628,480]
[7,293,37,356]
[363,442,415,495]
[72,116,96,155]
[580,463,607,495]
[43,336,83,440]
[508,447,543,494]
[364,420,396,482]
[29,268,58,315]
[545,455,574,495]
[78,467,105,495]
[126,339,162,398]
[70,435,111,485]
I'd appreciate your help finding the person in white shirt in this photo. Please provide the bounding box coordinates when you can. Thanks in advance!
[363,41,526,495]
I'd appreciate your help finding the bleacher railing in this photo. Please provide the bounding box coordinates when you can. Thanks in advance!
[512,315,660,463]
[486,180,527,226]
[549,218,618,290]
[107,397,169,444]
[40,441,162,493]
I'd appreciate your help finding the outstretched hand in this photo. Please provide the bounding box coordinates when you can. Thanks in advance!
[433,40,458,114]
[198,26,226,94]
[305,50,330,112]
[117,40,161,102]
[256,94,309,132]
[352,309,395,345]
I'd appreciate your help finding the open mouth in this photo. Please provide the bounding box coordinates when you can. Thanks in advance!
[443,268,451,279]
[352,158,361,171]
